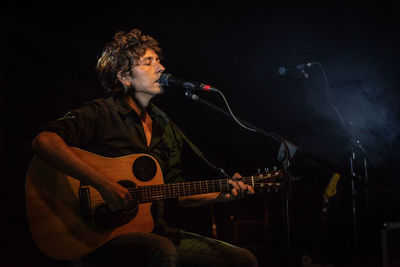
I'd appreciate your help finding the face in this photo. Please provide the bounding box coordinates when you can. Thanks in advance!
[128,48,165,96]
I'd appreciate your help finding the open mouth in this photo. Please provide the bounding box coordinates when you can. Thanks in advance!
[155,77,163,87]
[156,74,168,87]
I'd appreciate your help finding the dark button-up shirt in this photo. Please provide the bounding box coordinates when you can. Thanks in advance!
[40,95,185,242]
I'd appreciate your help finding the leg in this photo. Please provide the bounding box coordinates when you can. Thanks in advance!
[177,231,258,267]
[80,232,179,267]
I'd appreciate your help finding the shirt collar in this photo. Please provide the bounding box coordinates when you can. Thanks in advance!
[115,96,134,117]
[114,96,169,126]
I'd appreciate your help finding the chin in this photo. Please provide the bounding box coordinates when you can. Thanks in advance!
[154,86,164,95]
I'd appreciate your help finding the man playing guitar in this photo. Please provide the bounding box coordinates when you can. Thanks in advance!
[30,28,259,267]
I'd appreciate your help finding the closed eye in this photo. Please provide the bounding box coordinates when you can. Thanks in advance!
[140,56,161,66]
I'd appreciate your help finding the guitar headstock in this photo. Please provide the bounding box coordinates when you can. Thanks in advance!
[252,167,283,192]
[254,167,283,182]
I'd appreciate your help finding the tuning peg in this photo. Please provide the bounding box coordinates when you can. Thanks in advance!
[273,166,277,171]
[264,167,269,173]
[256,168,261,174]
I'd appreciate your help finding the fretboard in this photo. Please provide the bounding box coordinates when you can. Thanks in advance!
[129,177,276,203]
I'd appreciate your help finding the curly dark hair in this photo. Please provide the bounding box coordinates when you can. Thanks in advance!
[96,29,162,95]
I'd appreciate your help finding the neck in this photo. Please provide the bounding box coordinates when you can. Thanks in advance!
[124,94,151,119]
[128,176,280,203]
[134,91,153,108]
[133,178,233,203]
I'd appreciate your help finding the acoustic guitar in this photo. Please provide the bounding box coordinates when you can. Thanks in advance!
[25,147,282,260]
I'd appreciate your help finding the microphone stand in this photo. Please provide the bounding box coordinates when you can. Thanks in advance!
[184,90,389,267]
[186,90,295,266]
[311,61,385,266]
[348,137,374,266]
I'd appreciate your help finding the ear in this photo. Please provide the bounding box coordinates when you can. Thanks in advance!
[117,71,131,87]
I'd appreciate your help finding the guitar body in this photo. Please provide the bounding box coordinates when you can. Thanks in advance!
[25,148,163,260]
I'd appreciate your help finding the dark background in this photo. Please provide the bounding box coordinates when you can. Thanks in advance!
[1,2,399,266]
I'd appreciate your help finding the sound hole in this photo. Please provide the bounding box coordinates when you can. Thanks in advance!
[132,155,157,182]
[93,180,139,230]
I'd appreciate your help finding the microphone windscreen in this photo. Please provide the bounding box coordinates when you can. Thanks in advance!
[159,73,171,86]
[278,66,287,76]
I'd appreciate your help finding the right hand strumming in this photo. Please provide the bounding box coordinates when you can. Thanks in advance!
[96,180,132,212]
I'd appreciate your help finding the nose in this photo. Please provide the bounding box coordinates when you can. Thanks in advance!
[156,61,165,74]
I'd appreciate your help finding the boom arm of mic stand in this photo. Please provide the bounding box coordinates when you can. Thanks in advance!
[184,91,390,197]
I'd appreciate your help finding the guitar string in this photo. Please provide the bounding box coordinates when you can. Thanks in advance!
[127,177,279,191]
[88,180,279,204]
[89,185,279,204]
[88,177,278,199]
[86,175,279,202]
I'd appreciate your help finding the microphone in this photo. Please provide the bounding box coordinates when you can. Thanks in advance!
[159,73,218,92]
[278,62,314,76]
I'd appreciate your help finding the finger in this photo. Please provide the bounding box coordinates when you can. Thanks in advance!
[124,190,132,202]
[247,185,255,194]
[233,172,242,179]
[237,182,248,198]
[120,197,128,208]
[123,187,132,202]
[229,180,241,191]
[117,186,130,202]
[238,181,247,191]
[231,188,239,197]
[109,203,117,212]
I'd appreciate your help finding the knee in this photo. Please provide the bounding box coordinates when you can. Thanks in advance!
[105,233,179,266]
[235,247,258,267]
[151,235,179,266]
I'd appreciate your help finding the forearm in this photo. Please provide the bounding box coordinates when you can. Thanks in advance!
[31,131,109,189]
[178,192,226,207]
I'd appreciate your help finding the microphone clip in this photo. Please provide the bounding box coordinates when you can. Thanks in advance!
[185,90,199,101]
[278,62,314,79]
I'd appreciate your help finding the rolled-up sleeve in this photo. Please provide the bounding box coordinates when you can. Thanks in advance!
[40,101,103,147]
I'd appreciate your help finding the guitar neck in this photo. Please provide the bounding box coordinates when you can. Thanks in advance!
[132,177,272,203]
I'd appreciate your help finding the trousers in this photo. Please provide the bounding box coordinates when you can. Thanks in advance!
[79,230,258,267]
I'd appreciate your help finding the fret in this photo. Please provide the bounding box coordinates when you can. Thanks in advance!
[194,181,199,195]
[175,183,180,198]
[144,184,148,202]
[166,184,170,198]
[226,179,230,192]
[180,182,184,197]
[208,181,213,193]
[201,180,206,194]
[180,182,184,196]
[172,183,177,198]
[192,181,196,195]
[217,181,221,192]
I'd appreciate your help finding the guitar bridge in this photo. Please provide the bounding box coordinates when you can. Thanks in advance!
[79,185,92,222]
